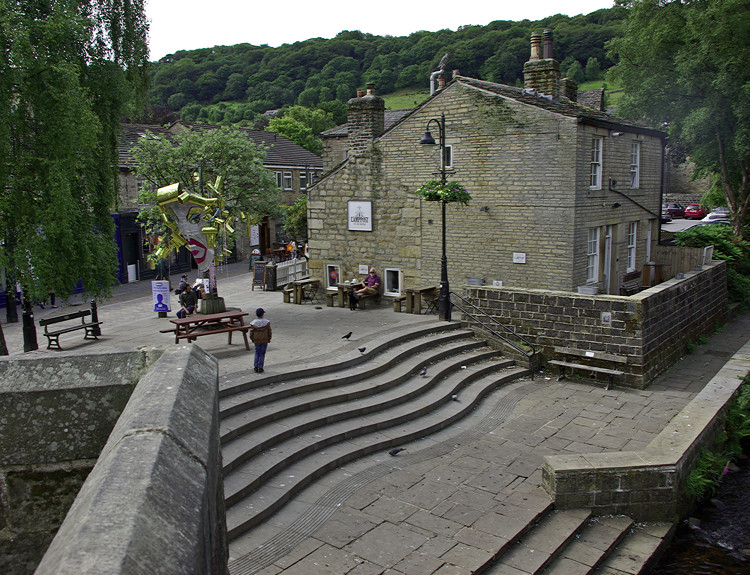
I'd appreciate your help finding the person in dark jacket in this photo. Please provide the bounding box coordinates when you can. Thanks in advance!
[250,308,272,373]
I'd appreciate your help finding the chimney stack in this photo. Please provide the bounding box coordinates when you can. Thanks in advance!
[523,30,560,99]
[347,83,385,157]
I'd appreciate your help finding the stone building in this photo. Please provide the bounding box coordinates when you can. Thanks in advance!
[117,121,322,282]
[309,31,666,298]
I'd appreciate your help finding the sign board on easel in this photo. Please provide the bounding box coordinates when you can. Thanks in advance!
[252,261,266,290]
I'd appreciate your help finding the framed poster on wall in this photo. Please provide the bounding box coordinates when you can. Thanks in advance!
[348,201,372,231]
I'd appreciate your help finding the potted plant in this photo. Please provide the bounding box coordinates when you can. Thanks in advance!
[415,180,471,205]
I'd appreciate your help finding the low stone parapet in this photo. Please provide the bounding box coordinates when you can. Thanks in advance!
[542,338,750,521]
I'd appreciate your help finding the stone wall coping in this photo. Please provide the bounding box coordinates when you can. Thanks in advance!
[35,346,227,575]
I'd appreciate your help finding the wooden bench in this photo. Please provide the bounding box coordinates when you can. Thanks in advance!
[282,284,295,304]
[355,292,381,309]
[392,295,407,312]
[547,346,627,390]
[619,270,643,296]
[38,309,102,350]
[325,291,337,307]
[159,311,251,350]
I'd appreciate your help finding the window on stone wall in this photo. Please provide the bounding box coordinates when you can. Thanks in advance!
[630,142,640,189]
[384,268,402,296]
[627,221,637,272]
[443,145,453,170]
[326,264,340,289]
[275,171,283,188]
[300,172,308,190]
[283,172,293,190]
[587,227,600,282]
[590,137,602,190]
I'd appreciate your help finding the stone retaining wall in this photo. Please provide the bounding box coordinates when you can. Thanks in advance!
[464,260,727,388]
[542,337,750,521]
[35,345,227,575]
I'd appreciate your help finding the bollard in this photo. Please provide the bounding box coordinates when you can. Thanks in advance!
[22,296,38,352]
[90,300,102,336]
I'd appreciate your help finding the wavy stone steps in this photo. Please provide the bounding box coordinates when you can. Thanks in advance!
[219,324,531,541]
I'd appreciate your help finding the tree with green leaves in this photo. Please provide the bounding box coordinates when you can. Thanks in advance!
[607,0,750,236]
[266,106,336,154]
[0,0,149,353]
[132,126,282,264]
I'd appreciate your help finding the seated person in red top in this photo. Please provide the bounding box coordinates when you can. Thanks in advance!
[349,268,381,310]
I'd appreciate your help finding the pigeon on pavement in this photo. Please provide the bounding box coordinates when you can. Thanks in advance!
[388,448,405,456]
[342,331,352,339]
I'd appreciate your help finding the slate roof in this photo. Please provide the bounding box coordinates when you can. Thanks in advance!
[455,76,665,138]
[118,121,322,171]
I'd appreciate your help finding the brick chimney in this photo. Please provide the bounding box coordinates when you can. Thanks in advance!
[347,83,385,157]
[523,29,560,100]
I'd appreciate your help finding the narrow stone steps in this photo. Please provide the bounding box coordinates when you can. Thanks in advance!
[593,522,675,575]
[220,336,485,443]
[485,508,592,574]
[541,515,634,574]
[224,364,528,540]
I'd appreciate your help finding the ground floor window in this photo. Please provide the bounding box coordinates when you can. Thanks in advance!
[384,268,402,296]
[587,227,600,283]
[326,264,340,289]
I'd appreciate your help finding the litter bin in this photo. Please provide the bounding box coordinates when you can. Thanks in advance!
[249,249,262,271]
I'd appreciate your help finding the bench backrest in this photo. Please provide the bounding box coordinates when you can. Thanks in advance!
[38,309,91,327]
[553,346,628,364]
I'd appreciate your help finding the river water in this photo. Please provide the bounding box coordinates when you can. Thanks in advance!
[650,455,749,574]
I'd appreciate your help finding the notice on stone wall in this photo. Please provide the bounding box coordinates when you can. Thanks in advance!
[513,252,527,264]
[348,200,372,231]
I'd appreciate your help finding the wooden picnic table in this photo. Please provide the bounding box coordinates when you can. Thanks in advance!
[160,310,251,350]
[335,281,363,308]
[405,286,437,314]
[292,278,320,304]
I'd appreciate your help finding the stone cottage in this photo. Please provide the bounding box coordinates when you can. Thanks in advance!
[308,31,666,299]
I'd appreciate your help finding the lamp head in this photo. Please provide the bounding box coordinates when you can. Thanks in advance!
[420,131,436,145]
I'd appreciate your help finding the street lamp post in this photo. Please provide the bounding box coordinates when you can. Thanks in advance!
[420,113,451,321]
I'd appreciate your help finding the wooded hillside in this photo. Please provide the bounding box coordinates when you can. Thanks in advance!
[146,7,626,127]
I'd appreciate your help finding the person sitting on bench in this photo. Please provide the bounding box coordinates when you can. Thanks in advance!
[176,283,197,318]
[349,268,381,310]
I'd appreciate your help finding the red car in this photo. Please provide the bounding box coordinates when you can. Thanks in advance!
[684,204,707,219]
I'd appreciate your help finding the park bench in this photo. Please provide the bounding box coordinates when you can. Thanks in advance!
[38,309,102,350]
[547,346,627,390]
[159,310,251,350]
[619,270,643,296]
[391,295,407,312]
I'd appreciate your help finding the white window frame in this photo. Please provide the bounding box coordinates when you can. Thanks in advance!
[630,142,640,189]
[275,171,283,188]
[300,171,308,190]
[283,171,293,190]
[587,227,600,283]
[384,268,402,296]
[325,264,340,289]
[627,221,637,272]
[590,137,602,190]
[443,145,453,170]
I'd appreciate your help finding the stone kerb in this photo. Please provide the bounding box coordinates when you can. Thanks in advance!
[35,346,228,575]
[542,339,750,521]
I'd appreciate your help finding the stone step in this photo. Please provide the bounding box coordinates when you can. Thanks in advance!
[220,330,480,428]
[541,515,634,574]
[484,508,592,574]
[219,320,465,398]
[223,351,514,500]
[224,364,529,540]
[593,522,675,575]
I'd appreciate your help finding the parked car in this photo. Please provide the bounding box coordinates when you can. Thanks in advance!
[701,207,731,222]
[662,202,685,218]
[684,204,707,219]
[661,208,672,224]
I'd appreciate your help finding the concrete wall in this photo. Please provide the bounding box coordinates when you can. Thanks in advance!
[464,260,727,388]
[542,336,750,521]
[34,346,227,575]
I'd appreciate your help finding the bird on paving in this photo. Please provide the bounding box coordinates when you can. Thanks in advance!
[388,448,405,456]
[342,331,352,339]
[419,367,427,377]
[451,394,459,401]
[358,347,366,353]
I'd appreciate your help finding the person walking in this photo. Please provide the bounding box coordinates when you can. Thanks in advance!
[250,308,272,373]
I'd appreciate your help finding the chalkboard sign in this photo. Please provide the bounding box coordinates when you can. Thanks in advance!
[252,261,266,290]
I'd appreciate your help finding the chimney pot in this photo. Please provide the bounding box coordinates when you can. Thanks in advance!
[530,32,542,61]
[356,89,366,97]
[543,29,553,60]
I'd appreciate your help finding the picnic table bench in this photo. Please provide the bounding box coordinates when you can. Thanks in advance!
[160,310,251,350]
[547,346,628,390]
[619,270,643,296]
[38,308,102,350]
